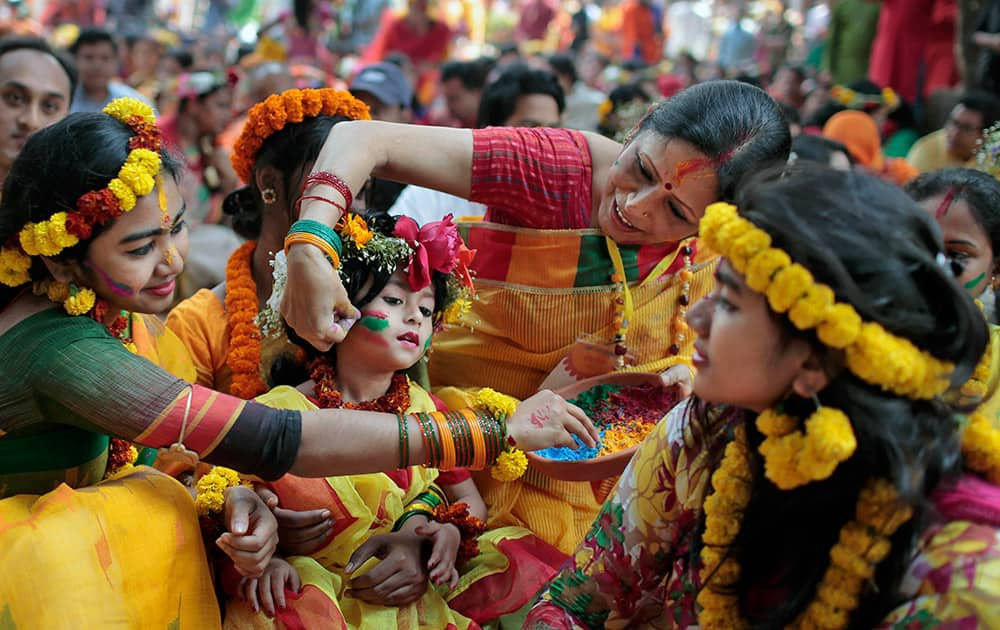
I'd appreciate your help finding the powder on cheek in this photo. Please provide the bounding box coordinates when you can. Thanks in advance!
[359,310,389,332]
[353,325,391,348]
[965,271,987,290]
[86,261,136,297]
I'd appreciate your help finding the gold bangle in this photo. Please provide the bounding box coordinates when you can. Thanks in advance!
[284,232,341,268]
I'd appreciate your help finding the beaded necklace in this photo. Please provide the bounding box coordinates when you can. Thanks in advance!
[606,237,695,368]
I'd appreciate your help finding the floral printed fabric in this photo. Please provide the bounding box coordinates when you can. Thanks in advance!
[526,400,1000,629]
[526,400,732,629]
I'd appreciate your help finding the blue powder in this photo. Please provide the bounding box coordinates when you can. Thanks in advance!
[535,429,606,461]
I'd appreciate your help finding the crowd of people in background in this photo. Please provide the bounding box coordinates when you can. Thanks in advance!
[5,0,1000,299]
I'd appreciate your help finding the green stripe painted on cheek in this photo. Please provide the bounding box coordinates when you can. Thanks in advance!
[965,272,987,290]
[360,316,389,331]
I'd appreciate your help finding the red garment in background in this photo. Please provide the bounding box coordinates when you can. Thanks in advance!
[620,0,661,65]
[516,0,556,42]
[868,0,957,103]
[363,11,451,67]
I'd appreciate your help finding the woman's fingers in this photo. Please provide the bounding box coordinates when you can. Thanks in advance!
[281,245,358,351]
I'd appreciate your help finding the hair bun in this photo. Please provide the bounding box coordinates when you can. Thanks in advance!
[223,186,263,240]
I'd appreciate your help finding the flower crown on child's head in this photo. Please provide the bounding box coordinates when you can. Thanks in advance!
[0,98,163,305]
[231,88,371,184]
[259,213,476,338]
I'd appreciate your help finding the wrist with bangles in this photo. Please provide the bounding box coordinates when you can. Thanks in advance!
[392,485,485,565]
[285,171,354,268]
[396,409,509,471]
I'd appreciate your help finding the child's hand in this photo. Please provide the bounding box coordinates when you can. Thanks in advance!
[256,486,333,556]
[415,521,461,589]
[345,531,429,606]
[218,485,279,578]
[239,557,302,618]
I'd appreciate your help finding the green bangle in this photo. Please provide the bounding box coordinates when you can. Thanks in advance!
[397,413,409,469]
[393,509,433,532]
[288,219,343,256]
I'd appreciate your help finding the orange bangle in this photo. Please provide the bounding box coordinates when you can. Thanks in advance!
[432,412,457,470]
[284,232,341,268]
[465,410,488,470]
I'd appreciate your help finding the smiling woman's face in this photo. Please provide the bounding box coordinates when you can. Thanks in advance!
[595,131,721,245]
[75,177,188,316]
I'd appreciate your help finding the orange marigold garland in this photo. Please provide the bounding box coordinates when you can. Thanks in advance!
[309,356,411,412]
[226,241,268,399]
[231,88,371,183]
[432,501,487,565]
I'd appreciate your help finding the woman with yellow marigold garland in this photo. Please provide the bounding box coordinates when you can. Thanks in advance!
[527,164,1000,628]
[223,213,563,628]
[0,99,599,628]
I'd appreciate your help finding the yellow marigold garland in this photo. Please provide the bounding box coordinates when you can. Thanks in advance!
[757,407,858,490]
[698,424,914,630]
[959,304,1000,484]
[194,466,244,516]
[697,424,752,630]
[474,387,528,481]
[791,479,912,629]
[231,88,371,183]
[700,202,954,400]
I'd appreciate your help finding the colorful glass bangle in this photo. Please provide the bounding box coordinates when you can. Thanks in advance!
[397,413,409,469]
[303,171,353,210]
[295,195,347,222]
[284,233,341,268]
[432,412,457,470]
[288,219,343,255]
[392,509,433,532]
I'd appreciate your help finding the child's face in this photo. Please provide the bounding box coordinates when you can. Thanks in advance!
[337,267,436,373]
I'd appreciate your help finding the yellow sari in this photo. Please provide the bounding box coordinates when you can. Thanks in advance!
[0,313,220,628]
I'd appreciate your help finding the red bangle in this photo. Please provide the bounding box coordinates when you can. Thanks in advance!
[302,172,353,210]
[295,195,347,218]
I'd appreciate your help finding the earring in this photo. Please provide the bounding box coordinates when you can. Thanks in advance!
[261,188,277,205]
[756,396,856,490]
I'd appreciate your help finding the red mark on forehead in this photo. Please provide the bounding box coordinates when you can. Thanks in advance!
[671,158,715,187]
[935,187,957,218]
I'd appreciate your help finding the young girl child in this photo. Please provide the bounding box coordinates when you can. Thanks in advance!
[225,213,565,629]
[527,164,1000,627]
